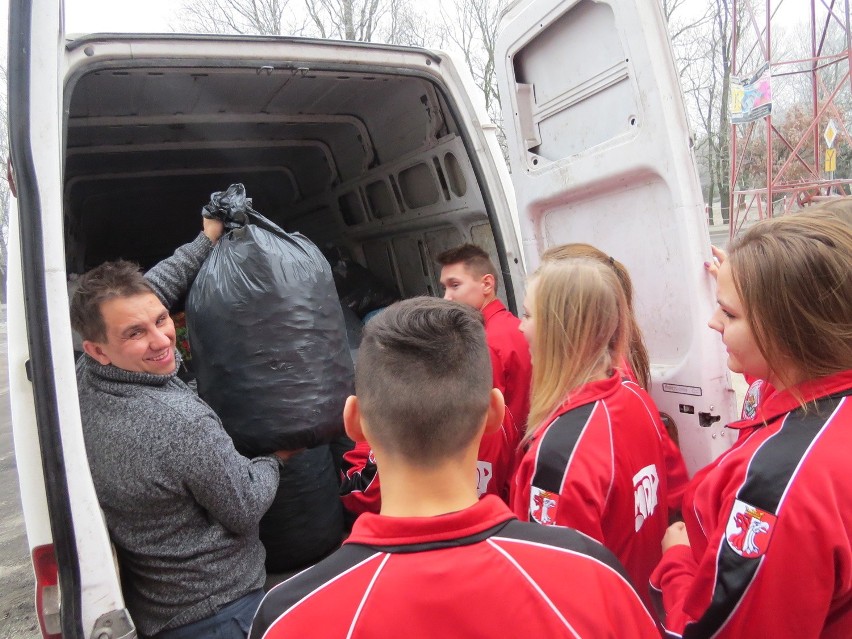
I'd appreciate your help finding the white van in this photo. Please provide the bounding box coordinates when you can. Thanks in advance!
[6,0,737,636]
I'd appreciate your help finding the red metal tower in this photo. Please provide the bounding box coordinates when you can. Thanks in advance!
[729,0,852,237]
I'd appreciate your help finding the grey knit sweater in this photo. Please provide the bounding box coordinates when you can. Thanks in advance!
[77,233,280,636]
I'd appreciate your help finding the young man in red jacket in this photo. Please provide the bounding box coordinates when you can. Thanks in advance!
[250,298,659,639]
[439,244,531,496]
[338,245,530,512]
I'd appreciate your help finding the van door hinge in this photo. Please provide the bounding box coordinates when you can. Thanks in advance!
[25,359,32,382]
[90,608,135,639]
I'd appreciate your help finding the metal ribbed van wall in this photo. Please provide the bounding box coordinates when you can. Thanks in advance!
[7,0,737,636]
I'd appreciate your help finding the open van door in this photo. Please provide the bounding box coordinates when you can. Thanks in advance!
[7,0,132,636]
[496,0,738,472]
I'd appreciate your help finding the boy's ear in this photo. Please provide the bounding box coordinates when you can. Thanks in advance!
[343,395,367,442]
[82,340,112,366]
[484,388,506,435]
[481,273,496,295]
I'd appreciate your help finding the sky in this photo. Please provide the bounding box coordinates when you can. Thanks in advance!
[1,0,179,64]
[64,0,179,33]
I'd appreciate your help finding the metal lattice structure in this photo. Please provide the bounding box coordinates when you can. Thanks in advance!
[729,0,852,237]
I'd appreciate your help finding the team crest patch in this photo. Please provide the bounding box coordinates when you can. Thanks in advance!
[530,486,558,525]
[726,499,776,558]
[741,380,763,420]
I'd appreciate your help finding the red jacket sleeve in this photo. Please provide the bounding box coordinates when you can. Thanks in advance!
[661,433,689,514]
[339,441,381,516]
[651,484,844,638]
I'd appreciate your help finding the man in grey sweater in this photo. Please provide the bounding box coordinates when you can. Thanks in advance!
[71,216,292,639]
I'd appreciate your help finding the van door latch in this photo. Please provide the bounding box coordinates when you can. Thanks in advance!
[698,412,721,428]
[91,608,134,639]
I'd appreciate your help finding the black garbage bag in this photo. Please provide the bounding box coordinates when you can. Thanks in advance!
[260,445,344,572]
[186,184,354,453]
[331,256,400,319]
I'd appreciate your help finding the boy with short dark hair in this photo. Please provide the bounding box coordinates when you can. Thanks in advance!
[250,297,659,639]
[438,243,532,495]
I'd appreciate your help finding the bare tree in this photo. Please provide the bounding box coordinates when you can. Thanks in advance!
[180,0,291,35]
[385,2,446,48]
[441,0,509,159]
[179,0,412,42]
[665,0,733,224]
[304,0,391,41]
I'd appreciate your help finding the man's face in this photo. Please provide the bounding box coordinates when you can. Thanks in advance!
[84,293,177,376]
[440,263,491,310]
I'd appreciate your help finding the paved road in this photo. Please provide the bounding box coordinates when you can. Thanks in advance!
[0,310,40,639]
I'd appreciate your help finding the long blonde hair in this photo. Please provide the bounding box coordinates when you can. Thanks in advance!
[728,214,852,391]
[541,243,650,389]
[525,258,629,443]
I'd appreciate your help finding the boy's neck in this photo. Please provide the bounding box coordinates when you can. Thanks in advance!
[377,454,481,518]
[479,294,497,311]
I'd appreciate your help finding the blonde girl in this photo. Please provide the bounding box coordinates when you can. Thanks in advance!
[512,257,673,611]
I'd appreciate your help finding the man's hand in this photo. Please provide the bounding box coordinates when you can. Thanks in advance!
[662,521,691,553]
[273,448,305,463]
[203,217,225,244]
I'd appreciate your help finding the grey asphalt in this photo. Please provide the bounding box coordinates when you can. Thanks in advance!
[0,308,40,638]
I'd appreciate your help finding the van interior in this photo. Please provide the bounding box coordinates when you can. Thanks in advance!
[63,47,512,311]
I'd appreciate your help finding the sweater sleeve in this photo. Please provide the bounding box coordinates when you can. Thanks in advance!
[167,408,280,535]
[144,232,213,309]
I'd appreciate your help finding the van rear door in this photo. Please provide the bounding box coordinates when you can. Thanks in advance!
[496,0,737,472]
[7,0,130,636]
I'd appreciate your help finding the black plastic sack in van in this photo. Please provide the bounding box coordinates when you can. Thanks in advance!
[331,256,400,319]
[186,184,354,453]
[260,445,344,572]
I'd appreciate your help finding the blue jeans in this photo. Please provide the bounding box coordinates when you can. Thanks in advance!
[153,590,265,639]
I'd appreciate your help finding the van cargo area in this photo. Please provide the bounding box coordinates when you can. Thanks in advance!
[62,45,514,308]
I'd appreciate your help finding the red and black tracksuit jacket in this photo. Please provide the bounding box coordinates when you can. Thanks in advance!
[651,370,852,638]
[249,496,660,639]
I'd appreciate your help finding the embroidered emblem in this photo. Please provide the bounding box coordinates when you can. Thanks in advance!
[476,461,493,496]
[741,380,763,420]
[726,499,777,558]
[530,486,558,525]
[633,464,660,531]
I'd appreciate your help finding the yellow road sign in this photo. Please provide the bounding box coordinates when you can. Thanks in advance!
[825,148,837,172]
[825,120,838,148]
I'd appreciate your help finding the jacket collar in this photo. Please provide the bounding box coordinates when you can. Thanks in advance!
[727,370,852,430]
[346,495,515,547]
[80,351,180,388]
[481,298,506,321]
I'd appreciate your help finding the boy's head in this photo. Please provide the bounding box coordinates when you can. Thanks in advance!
[437,244,498,310]
[346,297,501,465]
